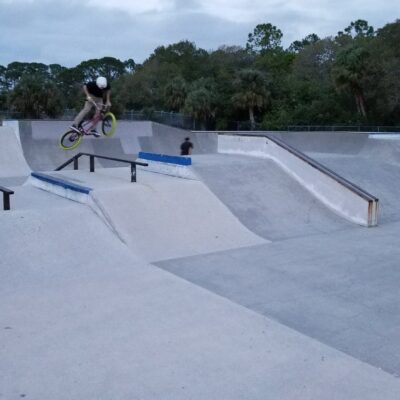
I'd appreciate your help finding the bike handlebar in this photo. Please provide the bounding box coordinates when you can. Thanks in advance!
[87,98,110,111]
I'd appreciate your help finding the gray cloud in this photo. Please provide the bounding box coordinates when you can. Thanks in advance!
[0,0,399,67]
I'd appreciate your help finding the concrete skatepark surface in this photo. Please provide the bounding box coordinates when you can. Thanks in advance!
[1,121,400,399]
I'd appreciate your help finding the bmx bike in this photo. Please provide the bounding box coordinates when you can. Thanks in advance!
[59,101,117,150]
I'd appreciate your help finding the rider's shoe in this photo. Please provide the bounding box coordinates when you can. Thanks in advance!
[70,124,82,134]
[90,129,101,138]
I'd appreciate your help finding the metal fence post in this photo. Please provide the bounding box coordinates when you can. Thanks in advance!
[73,156,79,170]
[90,155,95,172]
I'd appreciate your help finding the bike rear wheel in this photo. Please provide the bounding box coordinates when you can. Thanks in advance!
[102,112,117,137]
[59,130,82,150]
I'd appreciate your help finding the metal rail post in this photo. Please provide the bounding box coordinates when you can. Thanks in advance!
[73,156,79,170]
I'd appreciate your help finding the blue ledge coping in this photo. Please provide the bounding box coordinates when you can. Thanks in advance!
[31,172,93,194]
[138,152,192,166]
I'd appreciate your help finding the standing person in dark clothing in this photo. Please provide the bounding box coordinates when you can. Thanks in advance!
[180,137,193,155]
[70,76,111,137]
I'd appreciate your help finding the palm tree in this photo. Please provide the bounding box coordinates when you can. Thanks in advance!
[184,79,216,130]
[184,87,215,130]
[232,69,269,130]
[164,76,187,112]
[332,44,370,117]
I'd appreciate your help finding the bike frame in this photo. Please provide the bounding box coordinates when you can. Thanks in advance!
[80,113,102,135]
[79,101,109,135]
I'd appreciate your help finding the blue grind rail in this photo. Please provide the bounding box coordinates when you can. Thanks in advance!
[138,152,192,166]
[31,172,93,194]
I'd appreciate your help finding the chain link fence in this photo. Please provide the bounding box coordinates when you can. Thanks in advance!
[121,110,194,130]
[233,122,400,133]
[0,109,194,130]
[286,125,400,132]
[2,109,399,133]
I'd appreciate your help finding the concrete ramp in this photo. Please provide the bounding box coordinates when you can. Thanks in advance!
[193,154,354,240]
[17,120,132,171]
[272,132,400,223]
[27,167,267,261]
[7,120,217,172]
[3,128,400,398]
[218,134,378,227]
[302,153,400,223]
[0,126,30,179]
[361,134,400,165]
[151,122,217,154]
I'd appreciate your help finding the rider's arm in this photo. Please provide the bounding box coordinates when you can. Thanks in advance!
[83,85,92,101]
[105,90,111,106]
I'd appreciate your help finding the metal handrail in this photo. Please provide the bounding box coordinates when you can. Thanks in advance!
[0,185,14,210]
[55,153,148,182]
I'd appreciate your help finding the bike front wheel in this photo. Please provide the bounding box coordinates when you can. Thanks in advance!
[102,112,117,137]
[59,130,82,150]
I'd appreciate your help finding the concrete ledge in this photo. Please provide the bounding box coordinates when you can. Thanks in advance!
[31,172,92,194]
[369,133,400,140]
[137,152,197,180]
[29,172,93,203]
[138,152,192,166]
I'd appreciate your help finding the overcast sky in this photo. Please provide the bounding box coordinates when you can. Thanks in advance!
[1,0,399,67]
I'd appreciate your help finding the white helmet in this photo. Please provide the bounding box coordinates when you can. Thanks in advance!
[96,76,107,89]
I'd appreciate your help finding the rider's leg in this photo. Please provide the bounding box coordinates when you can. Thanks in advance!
[92,97,103,130]
[89,97,104,136]
[72,100,93,128]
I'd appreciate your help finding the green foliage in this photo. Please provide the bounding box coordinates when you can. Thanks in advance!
[9,74,64,118]
[232,69,270,129]
[2,19,400,128]
[332,43,372,117]
[147,41,209,82]
[246,23,283,53]
[366,20,400,123]
[74,57,127,81]
[288,34,320,53]
[184,79,217,129]
[123,59,136,73]
[343,19,375,38]
[233,69,269,108]
[164,76,187,112]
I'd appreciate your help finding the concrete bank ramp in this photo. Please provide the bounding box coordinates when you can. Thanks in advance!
[193,154,355,240]
[0,126,30,185]
[361,134,400,165]
[217,133,378,227]
[272,132,400,223]
[14,120,133,171]
[93,121,217,156]
[28,167,266,261]
[304,155,400,223]
[5,120,217,171]
[2,206,400,399]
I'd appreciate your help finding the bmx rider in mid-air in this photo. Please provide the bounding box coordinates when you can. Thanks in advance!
[71,76,111,137]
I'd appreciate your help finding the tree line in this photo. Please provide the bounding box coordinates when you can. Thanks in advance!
[1,19,399,129]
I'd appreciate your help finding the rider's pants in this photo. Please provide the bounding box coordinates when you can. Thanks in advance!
[73,96,103,127]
